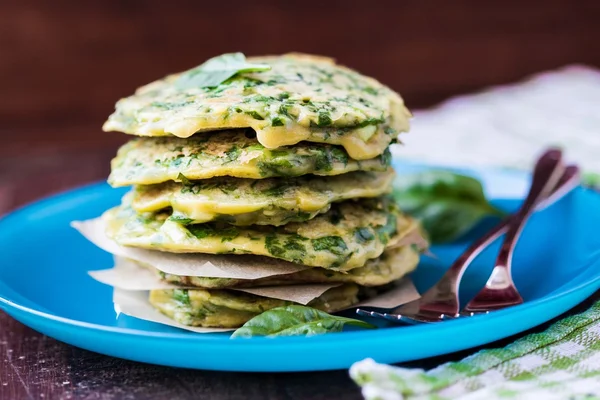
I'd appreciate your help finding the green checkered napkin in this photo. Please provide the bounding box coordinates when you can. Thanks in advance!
[351,302,600,400]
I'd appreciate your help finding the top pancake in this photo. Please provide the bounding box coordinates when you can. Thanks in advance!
[103,53,411,160]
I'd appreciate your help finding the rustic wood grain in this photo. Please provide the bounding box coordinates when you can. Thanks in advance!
[2,0,600,135]
[1,313,365,400]
[1,257,597,400]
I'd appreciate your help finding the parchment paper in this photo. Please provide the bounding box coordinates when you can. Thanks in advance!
[110,276,421,334]
[80,217,422,334]
[94,257,341,304]
[73,218,308,279]
[352,278,420,309]
[113,288,234,333]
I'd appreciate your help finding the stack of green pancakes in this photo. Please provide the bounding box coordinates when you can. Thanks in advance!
[101,53,423,328]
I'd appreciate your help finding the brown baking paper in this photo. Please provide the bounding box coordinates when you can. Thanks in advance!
[72,218,309,279]
[95,257,341,304]
[113,288,234,333]
[108,258,342,334]
[352,278,420,309]
[89,257,187,291]
[106,258,421,334]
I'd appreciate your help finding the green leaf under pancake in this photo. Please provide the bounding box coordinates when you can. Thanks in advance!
[175,53,271,89]
[230,305,375,338]
[583,172,600,189]
[392,171,505,243]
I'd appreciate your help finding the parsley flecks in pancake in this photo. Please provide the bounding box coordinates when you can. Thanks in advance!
[103,195,419,271]
[130,170,394,226]
[108,130,391,187]
[149,283,360,328]
[103,53,411,160]
[144,245,420,289]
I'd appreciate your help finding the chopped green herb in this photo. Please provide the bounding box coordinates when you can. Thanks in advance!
[172,289,190,305]
[168,215,194,225]
[249,95,274,103]
[177,172,193,186]
[317,112,333,127]
[330,147,349,166]
[261,183,290,197]
[295,212,312,221]
[149,100,194,110]
[264,235,282,256]
[242,78,261,89]
[278,103,293,118]
[314,151,333,172]
[271,117,285,127]
[188,224,217,239]
[311,236,348,256]
[354,228,375,243]
[376,214,397,245]
[265,234,306,262]
[220,226,240,242]
[381,148,392,166]
[245,110,265,120]
[357,117,384,128]
[225,145,241,162]
[256,159,295,177]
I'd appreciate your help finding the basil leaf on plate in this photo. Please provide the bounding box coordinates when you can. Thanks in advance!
[583,172,600,190]
[392,171,505,243]
[176,53,271,89]
[230,305,376,338]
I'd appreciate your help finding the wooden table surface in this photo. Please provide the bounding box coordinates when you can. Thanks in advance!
[0,139,598,400]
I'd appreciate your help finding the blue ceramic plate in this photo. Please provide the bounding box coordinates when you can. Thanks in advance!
[1,163,600,372]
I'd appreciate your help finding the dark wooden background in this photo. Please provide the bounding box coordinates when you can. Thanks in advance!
[2,1,600,399]
[2,0,600,207]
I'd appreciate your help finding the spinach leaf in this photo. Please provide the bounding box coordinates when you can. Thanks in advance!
[583,172,600,189]
[167,215,194,225]
[172,289,190,305]
[392,171,505,243]
[230,305,375,338]
[311,236,347,255]
[177,172,193,186]
[176,53,271,89]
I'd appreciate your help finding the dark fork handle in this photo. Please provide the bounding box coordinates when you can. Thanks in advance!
[356,164,580,323]
[414,150,568,317]
[463,150,566,312]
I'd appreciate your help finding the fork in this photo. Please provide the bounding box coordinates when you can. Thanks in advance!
[463,160,578,314]
[357,150,580,324]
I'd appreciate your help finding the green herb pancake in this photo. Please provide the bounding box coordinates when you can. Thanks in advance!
[149,283,359,328]
[109,130,392,187]
[148,245,420,289]
[103,53,411,160]
[103,196,419,270]
[131,170,395,226]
